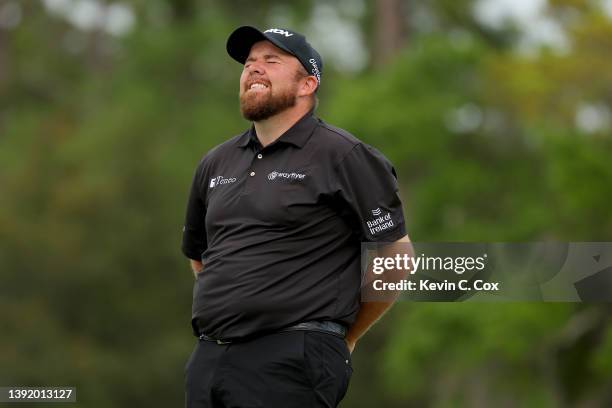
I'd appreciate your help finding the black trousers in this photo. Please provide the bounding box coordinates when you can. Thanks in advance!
[185,330,353,408]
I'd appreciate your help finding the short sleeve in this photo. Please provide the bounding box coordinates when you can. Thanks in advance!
[181,162,208,261]
[333,143,406,242]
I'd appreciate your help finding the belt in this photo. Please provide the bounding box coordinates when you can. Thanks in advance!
[198,321,347,345]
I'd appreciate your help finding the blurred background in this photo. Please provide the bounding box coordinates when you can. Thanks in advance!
[1,0,612,406]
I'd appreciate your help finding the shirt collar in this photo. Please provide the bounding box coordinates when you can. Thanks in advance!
[236,109,318,149]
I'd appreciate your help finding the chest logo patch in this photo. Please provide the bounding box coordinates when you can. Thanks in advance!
[209,176,237,188]
[267,171,306,181]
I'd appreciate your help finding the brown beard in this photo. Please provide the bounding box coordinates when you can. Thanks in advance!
[239,83,297,122]
[240,68,309,122]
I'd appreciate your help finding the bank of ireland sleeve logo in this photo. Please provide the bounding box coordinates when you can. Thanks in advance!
[367,207,395,236]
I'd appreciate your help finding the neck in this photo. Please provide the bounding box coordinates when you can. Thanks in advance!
[253,104,311,147]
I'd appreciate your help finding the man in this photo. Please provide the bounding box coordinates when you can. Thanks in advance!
[182,26,411,408]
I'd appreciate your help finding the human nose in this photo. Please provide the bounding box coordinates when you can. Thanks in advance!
[245,60,265,75]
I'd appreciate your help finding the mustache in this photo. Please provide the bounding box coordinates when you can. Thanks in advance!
[244,76,271,89]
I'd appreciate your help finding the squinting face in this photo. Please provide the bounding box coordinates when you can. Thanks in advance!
[239,40,307,122]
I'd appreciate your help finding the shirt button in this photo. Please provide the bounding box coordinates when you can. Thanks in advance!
[250,171,255,177]
[257,153,263,159]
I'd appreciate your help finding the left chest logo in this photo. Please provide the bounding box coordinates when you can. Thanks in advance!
[267,171,306,181]
[209,175,237,188]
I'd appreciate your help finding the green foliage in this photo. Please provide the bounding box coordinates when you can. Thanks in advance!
[1,1,611,407]
[381,303,572,406]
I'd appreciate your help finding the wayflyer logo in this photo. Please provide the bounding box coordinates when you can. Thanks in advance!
[267,171,306,181]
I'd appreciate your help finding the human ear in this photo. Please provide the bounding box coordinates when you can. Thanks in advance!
[298,76,318,97]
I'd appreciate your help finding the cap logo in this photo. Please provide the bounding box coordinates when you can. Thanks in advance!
[264,28,294,37]
[309,58,321,84]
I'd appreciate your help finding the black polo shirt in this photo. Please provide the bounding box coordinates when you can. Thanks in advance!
[182,109,406,340]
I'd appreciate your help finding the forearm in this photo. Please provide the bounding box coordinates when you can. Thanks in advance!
[190,259,203,278]
[345,301,393,345]
[345,235,413,350]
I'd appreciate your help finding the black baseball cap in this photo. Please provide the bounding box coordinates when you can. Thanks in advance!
[226,26,323,87]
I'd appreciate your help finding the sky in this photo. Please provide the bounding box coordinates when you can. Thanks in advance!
[39,0,134,36]
[475,0,568,53]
